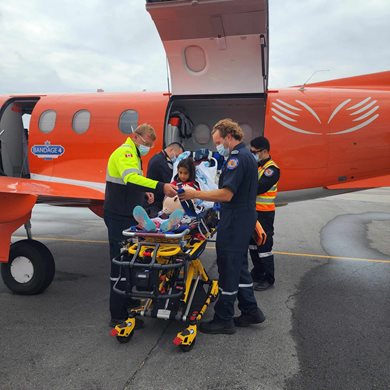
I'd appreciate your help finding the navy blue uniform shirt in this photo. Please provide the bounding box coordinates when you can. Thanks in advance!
[218,142,258,209]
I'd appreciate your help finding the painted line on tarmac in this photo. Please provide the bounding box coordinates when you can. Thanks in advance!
[12,236,390,264]
[273,250,390,264]
[12,236,108,244]
[205,246,390,264]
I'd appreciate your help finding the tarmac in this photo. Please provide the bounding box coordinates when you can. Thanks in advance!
[1,187,389,390]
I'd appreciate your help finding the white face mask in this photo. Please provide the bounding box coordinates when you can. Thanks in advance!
[216,143,229,157]
[136,133,151,156]
[171,155,177,164]
[138,144,150,156]
[253,153,260,162]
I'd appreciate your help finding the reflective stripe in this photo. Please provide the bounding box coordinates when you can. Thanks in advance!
[259,251,273,258]
[256,159,279,211]
[261,159,279,171]
[249,245,258,250]
[106,171,125,185]
[122,168,143,179]
[110,277,127,281]
[219,287,238,295]
[238,283,253,288]
[260,189,277,197]
[256,197,275,204]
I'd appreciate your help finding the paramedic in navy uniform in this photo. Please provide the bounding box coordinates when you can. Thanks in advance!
[179,118,266,334]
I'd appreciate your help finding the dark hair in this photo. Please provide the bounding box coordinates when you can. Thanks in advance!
[167,142,184,153]
[175,157,196,182]
[250,136,270,151]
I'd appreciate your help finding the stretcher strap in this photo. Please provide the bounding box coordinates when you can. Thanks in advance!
[177,187,198,217]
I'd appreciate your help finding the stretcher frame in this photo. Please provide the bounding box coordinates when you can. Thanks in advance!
[110,214,218,352]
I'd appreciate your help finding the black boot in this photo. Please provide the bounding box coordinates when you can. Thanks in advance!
[199,318,236,335]
[253,280,273,291]
[234,307,266,327]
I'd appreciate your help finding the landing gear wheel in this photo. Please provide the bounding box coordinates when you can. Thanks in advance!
[116,331,134,344]
[179,337,196,352]
[1,239,55,295]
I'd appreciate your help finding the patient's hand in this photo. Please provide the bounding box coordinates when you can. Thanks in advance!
[178,188,197,201]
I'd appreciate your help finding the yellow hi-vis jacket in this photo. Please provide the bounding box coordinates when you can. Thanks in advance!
[104,137,164,217]
[256,159,279,212]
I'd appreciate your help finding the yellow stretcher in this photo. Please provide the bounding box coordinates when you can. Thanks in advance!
[110,209,219,352]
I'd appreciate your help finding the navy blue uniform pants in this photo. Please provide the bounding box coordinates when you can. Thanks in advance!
[249,210,275,284]
[104,213,136,320]
[214,207,259,322]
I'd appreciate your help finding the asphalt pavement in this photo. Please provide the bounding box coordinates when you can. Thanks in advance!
[1,188,389,390]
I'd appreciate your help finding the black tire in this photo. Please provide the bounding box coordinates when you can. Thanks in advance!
[179,337,196,352]
[116,331,134,344]
[27,240,56,290]
[1,240,55,295]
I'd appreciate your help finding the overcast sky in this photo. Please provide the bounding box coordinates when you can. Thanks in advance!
[0,0,389,94]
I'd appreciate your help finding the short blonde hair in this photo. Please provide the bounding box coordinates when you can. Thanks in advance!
[135,123,156,142]
[212,118,243,141]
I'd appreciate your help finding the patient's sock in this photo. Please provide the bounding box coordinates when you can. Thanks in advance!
[133,206,157,232]
[160,209,184,232]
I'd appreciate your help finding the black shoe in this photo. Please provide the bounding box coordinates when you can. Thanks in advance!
[253,280,274,291]
[199,318,236,335]
[109,317,144,329]
[234,307,266,327]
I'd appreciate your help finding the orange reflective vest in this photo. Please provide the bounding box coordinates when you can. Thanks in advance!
[256,159,279,212]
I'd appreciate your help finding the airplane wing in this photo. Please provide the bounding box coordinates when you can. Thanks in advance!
[326,174,390,190]
[0,176,105,262]
[0,176,104,204]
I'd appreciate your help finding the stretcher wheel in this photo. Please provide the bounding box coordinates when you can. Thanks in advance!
[116,332,134,344]
[179,337,196,352]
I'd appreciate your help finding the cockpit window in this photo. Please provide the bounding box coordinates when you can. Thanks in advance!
[38,110,56,133]
[72,110,91,134]
[119,110,138,134]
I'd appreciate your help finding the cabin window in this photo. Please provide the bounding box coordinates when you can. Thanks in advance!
[38,110,56,133]
[184,45,207,73]
[119,110,138,134]
[72,110,91,134]
[193,123,211,145]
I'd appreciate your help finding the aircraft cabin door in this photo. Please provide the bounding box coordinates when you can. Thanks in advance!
[0,97,40,178]
[146,0,268,96]
[146,0,269,148]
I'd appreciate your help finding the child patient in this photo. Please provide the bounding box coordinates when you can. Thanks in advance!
[133,158,200,232]
[171,157,200,190]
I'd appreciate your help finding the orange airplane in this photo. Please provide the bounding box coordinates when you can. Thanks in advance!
[0,0,389,295]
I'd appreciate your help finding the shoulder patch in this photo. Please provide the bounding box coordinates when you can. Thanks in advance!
[264,168,274,177]
[227,158,239,170]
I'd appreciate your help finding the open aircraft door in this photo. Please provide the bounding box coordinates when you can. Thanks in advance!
[146,0,269,149]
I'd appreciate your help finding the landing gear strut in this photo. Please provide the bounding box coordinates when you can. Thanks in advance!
[1,239,55,295]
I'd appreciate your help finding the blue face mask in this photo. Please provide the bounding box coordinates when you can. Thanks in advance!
[171,155,177,164]
[216,143,229,158]
[253,153,260,162]
[138,144,150,156]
